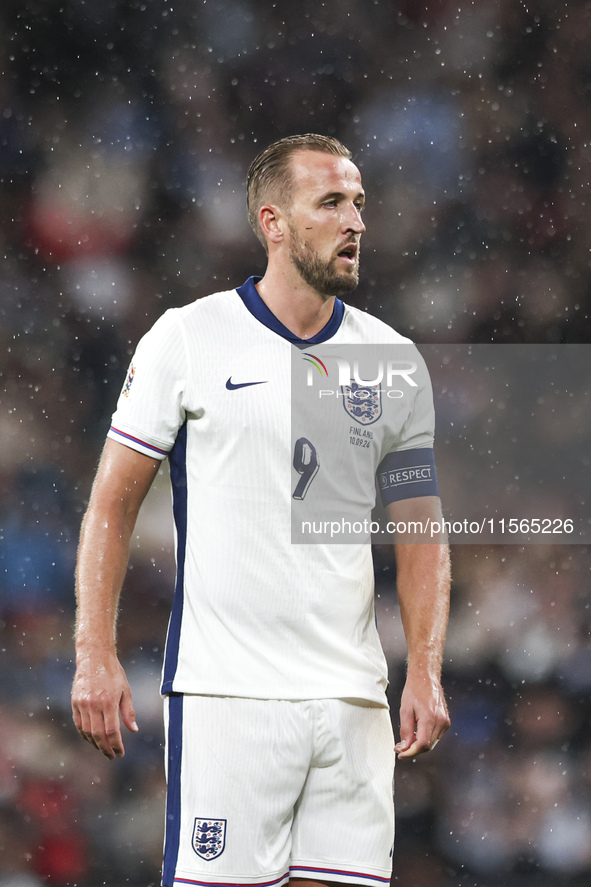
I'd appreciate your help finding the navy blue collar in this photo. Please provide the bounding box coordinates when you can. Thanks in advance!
[236,276,345,346]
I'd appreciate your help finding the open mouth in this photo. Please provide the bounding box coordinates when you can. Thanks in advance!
[337,243,358,264]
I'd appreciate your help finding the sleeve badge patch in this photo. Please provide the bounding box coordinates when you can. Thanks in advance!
[122,364,136,398]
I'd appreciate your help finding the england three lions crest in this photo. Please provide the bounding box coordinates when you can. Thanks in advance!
[192,818,227,860]
[342,381,382,425]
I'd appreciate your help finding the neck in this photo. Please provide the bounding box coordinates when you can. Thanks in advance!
[256,265,336,340]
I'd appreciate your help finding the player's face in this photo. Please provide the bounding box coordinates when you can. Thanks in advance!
[285,151,366,298]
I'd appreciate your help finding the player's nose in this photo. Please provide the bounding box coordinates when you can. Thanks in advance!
[342,202,365,234]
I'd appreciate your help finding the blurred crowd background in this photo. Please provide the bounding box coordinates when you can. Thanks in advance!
[1,0,590,885]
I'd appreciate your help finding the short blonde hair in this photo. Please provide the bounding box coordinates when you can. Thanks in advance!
[246,134,352,249]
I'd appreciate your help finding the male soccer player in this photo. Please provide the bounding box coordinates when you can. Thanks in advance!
[72,134,450,887]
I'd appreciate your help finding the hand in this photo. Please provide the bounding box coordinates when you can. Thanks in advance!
[71,653,138,761]
[394,670,450,759]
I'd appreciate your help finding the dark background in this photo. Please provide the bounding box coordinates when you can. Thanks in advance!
[1,1,590,885]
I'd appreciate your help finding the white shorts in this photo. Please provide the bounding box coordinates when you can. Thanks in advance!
[162,695,395,887]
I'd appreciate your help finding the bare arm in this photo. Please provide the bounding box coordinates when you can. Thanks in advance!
[71,438,160,760]
[386,496,451,758]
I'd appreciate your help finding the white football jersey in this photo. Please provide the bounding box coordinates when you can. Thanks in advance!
[108,277,436,704]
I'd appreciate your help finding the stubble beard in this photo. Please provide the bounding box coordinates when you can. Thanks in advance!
[288,225,359,298]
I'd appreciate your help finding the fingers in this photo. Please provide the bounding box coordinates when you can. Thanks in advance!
[72,701,99,752]
[395,728,445,758]
[395,692,451,759]
[395,731,433,758]
[395,700,418,757]
[71,657,139,761]
[102,704,126,760]
[72,682,137,760]
[395,734,437,758]
[120,687,139,736]
[72,697,123,760]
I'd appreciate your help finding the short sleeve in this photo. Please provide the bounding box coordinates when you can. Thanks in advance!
[107,310,187,459]
[377,348,439,504]
[384,348,435,455]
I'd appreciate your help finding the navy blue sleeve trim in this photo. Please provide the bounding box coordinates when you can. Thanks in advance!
[377,447,439,505]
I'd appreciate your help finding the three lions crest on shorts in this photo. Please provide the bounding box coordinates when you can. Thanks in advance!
[192,818,227,860]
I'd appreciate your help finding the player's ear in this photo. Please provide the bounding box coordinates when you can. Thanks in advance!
[259,204,286,245]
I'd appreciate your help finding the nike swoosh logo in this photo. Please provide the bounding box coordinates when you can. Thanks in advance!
[226,377,268,390]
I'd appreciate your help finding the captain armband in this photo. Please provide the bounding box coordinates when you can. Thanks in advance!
[377,447,439,505]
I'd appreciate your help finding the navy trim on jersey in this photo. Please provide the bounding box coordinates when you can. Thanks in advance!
[377,447,439,504]
[162,693,184,887]
[236,276,345,345]
[162,422,188,694]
